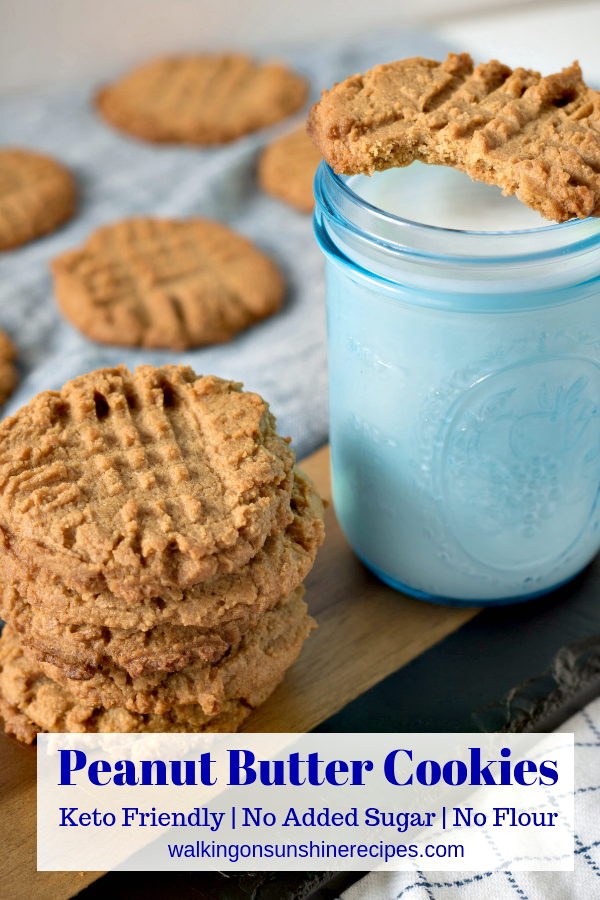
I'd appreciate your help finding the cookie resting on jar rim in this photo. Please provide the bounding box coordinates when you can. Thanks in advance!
[314,160,600,606]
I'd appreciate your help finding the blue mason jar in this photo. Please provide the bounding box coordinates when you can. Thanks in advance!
[313,160,600,606]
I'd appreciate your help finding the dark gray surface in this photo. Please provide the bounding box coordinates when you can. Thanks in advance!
[314,554,600,734]
[72,870,362,900]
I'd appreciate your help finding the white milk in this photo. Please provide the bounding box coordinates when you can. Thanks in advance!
[316,161,600,604]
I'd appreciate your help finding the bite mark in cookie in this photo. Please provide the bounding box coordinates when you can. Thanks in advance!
[308,52,600,222]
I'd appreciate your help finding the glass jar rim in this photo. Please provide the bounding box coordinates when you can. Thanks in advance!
[314,160,600,265]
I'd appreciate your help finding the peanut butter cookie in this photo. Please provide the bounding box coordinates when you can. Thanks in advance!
[2,589,232,678]
[0,624,280,743]
[97,54,308,145]
[0,148,76,251]
[51,217,285,349]
[0,329,17,407]
[25,588,315,717]
[258,127,321,212]
[0,365,295,603]
[308,53,600,222]
[0,469,324,678]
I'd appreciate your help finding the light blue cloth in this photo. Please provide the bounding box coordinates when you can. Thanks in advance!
[0,29,451,458]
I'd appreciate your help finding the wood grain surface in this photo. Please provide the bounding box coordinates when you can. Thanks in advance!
[0,444,478,899]
[0,735,103,899]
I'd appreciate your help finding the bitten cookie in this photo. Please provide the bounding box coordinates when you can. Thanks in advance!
[0,468,325,678]
[308,53,600,223]
[0,329,17,407]
[258,127,322,212]
[0,364,295,603]
[97,54,308,145]
[51,217,285,349]
[0,148,76,251]
[24,588,315,717]
[0,624,280,743]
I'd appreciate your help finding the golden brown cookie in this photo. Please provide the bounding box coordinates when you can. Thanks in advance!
[258,127,322,212]
[0,468,325,678]
[51,217,285,349]
[0,624,280,743]
[0,365,295,603]
[308,53,600,223]
[0,329,17,407]
[0,467,322,631]
[24,588,315,717]
[0,148,76,251]
[2,588,231,678]
[97,54,308,145]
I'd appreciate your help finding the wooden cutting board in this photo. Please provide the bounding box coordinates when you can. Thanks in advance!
[0,444,479,900]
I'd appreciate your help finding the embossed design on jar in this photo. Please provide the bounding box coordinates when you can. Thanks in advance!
[350,411,397,446]
[348,337,407,385]
[435,357,600,571]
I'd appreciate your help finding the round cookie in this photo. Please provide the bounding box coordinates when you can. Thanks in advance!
[51,217,285,349]
[0,365,295,603]
[27,588,314,716]
[0,468,325,678]
[96,54,308,145]
[0,467,322,630]
[0,625,280,744]
[2,590,231,679]
[258,127,322,212]
[0,328,17,407]
[0,148,76,251]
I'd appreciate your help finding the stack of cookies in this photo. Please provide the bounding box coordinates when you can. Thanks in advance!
[0,364,324,742]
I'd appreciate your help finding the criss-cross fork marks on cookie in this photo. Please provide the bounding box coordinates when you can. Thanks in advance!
[0,364,323,743]
[97,54,308,145]
[308,52,600,222]
[52,217,285,349]
[0,365,295,602]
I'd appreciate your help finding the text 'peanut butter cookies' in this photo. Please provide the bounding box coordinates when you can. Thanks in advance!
[25,587,314,717]
[0,468,325,678]
[0,329,17,407]
[97,54,308,145]
[0,365,295,603]
[0,148,76,251]
[308,53,600,223]
[258,127,322,212]
[51,217,285,349]
[0,624,280,743]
